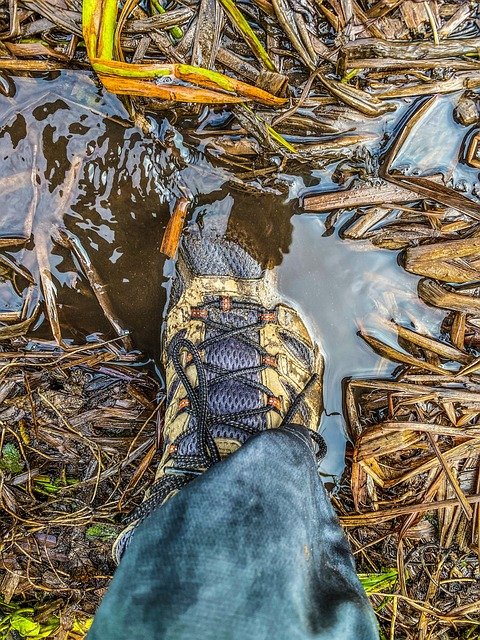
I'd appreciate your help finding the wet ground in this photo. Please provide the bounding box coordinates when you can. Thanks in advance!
[1,71,451,474]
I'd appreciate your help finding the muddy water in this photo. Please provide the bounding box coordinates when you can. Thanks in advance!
[0,71,447,475]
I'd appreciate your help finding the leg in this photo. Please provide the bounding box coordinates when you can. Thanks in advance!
[88,427,377,640]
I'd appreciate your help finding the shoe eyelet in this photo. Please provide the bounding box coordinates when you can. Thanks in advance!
[178,398,190,411]
[220,297,232,312]
[262,355,277,368]
[191,307,208,319]
[267,395,282,411]
[259,310,277,323]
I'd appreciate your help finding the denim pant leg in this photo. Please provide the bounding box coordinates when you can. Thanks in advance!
[88,427,378,640]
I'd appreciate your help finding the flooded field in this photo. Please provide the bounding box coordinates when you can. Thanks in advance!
[1,72,447,474]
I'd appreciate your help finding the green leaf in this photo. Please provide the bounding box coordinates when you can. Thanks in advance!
[86,524,119,541]
[10,613,41,637]
[72,617,93,634]
[0,443,24,474]
[8,612,59,638]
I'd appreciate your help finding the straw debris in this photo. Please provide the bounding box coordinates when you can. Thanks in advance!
[337,266,480,637]
[0,0,477,174]
[0,335,162,638]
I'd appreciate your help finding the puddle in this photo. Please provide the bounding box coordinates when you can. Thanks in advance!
[0,71,451,474]
[389,93,480,200]
[276,216,445,473]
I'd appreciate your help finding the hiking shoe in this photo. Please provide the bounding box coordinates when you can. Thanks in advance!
[113,217,325,561]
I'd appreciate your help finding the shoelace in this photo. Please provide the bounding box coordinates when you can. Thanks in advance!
[126,301,326,526]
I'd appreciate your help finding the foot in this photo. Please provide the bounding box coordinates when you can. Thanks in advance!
[114,217,325,560]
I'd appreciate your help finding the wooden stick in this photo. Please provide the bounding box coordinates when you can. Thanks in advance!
[160,196,191,258]
[303,182,420,213]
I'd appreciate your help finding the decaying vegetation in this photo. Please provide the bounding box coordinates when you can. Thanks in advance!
[0,0,479,638]
[0,339,161,638]
[1,0,479,170]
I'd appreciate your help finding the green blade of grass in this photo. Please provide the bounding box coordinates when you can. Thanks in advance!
[242,104,297,152]
[218,0,276,72]
[178,63,249,93]
[100,73,247,104]
[92,59,170,77]
[91,60,286,106]
[358,569,398,595]
[177,64,284,104]
[97,0,118,60]
[266,123,297,153]
[94,60,238,90]
[82,0,100,59]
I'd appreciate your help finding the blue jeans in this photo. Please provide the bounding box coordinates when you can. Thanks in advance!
[88,426,378,639]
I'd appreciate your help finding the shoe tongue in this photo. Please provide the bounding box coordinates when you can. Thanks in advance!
[204,306,264,430]
[176,305,267,458]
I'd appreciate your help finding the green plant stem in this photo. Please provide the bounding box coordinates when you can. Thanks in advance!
[150,0,184,40]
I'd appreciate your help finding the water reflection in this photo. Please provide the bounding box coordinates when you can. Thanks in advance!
[0,70,449,473]
[276,216,445,473]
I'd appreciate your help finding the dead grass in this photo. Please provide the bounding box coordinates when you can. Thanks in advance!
[0,338,162,639]
[334,311,480,638]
